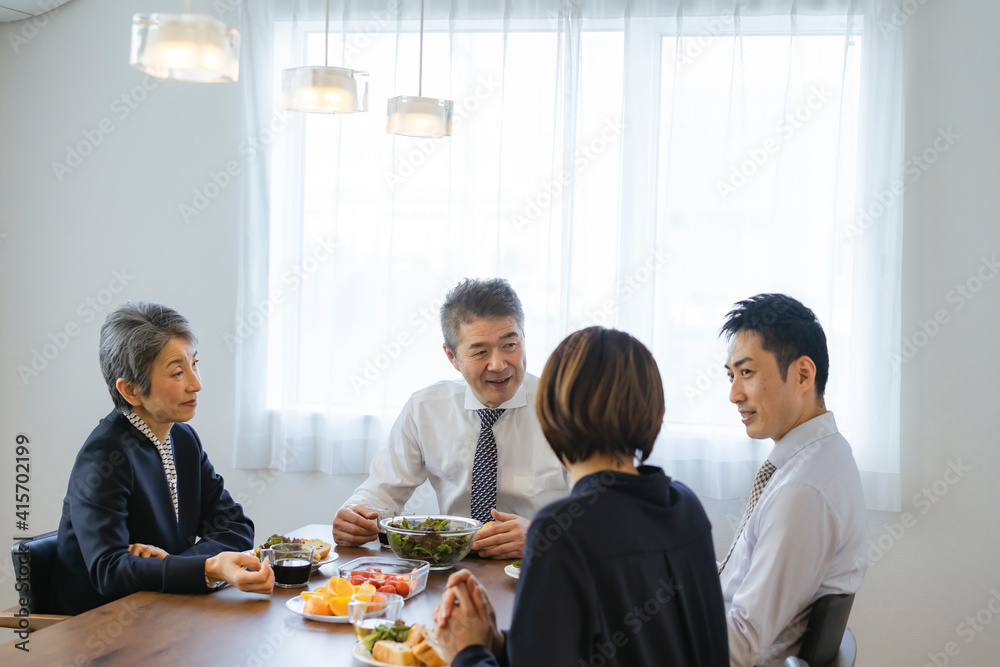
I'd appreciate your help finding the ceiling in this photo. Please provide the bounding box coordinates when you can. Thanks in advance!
[0,0,73,23]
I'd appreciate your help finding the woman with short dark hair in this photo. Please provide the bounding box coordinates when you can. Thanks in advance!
[434,326,729,666]
[52,302,273,615]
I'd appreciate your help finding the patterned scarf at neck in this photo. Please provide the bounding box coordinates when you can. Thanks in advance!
[122,409,179,521]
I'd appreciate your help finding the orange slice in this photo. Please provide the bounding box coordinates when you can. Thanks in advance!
[329,595,351,616]
[303,597,333,616]
[356,581,377,594]
[326,576,354,598]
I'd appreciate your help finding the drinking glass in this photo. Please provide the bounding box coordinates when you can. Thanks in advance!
[261,543,313,588]
[349,592,404,639]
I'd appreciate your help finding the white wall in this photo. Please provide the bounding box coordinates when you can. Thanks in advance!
[1,1,999,664]
[0,0,368,623]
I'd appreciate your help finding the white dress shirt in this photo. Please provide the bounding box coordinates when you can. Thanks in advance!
[720,411,868,666]
[342,373,569,518]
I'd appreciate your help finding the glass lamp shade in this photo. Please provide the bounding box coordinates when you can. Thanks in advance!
[386,96,454,138]
[281,67,369,114]
[130,13,239,83]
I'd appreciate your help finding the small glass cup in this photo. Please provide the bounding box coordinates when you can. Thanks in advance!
[374,509,414,549]
[262,543,314,588]
[348,591,404,639]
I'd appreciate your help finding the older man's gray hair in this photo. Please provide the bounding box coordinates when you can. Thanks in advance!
[100,302,198,410]
[440,278,525,353]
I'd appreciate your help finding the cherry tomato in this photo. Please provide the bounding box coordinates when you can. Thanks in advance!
[394,581,410,597]
[349,575,365,586]
[377,584,396,594]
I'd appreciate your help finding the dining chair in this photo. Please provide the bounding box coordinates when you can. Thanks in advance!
[0,531,71,631]
[783,593,857,667]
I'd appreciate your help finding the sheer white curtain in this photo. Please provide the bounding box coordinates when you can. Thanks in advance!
[233,0,902,511]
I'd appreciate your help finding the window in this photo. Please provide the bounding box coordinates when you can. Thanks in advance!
[235,3,901,511]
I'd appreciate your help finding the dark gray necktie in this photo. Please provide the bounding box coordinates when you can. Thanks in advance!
[471,408,505,523]
[718,459,777,573]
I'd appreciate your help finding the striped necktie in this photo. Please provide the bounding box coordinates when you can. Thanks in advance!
[718,459,777,573]
[470,408,505,523]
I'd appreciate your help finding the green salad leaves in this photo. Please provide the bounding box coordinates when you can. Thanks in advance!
[388,517,475,566]
[360,622,410,652]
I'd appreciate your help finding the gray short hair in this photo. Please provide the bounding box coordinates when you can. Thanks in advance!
[99,302,197,411]
[440,279,525,352]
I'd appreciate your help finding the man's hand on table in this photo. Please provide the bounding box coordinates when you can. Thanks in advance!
[434,570,504,661]
[128,543,168,559]
[205,552,274,593]
[333,504,379,546]
[472,509,528,559]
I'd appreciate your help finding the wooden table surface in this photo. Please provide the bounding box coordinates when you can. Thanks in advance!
[2,524,519,666]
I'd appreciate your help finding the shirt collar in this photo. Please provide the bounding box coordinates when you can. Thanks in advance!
[766,411,839,469]
[463,379,528,411]
[121,408,170,447]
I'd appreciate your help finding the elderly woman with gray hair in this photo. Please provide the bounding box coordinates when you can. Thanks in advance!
[52,302,273,615]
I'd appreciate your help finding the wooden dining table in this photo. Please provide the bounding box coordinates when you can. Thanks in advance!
[1,524,519,666]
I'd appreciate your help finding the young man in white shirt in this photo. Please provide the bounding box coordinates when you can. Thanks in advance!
[719,293,868,666]
[333,278,568,559]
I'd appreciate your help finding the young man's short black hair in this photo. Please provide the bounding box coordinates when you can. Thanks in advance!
[719,293,830,399]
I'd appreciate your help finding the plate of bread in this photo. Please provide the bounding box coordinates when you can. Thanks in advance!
[353,623,448,666]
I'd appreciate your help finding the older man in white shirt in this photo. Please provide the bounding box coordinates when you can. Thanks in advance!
[719,294,868,666]
[333,278,568,559]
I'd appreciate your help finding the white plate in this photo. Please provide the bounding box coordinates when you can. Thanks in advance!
[285,595,350,623]
[504,563,520,580]
[352,641,450,667]
[312,552,339,572]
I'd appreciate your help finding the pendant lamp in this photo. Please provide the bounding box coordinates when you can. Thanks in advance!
[130,1,239,83]
[386,0,453,137]
[282,0,369,114]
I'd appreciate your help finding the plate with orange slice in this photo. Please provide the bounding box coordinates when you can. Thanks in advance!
[285,575,380,623]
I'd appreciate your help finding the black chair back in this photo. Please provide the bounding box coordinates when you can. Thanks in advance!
[797,592,855,666]
[10,531,59,614]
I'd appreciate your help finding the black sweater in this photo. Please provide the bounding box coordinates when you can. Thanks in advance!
[454,466,729,667]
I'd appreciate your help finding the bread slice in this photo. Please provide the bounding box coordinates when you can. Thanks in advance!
[303,539,332,561]
[409,624,447,667]
[372,640,421,666]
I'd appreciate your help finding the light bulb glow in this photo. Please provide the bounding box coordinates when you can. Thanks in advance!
[386,96,454,138]
[130,13,239,83]
[281,67,369,114]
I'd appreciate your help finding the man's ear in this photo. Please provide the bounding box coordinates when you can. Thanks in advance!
[793,356,817,396]
[443,343,461,372]
[115,378,144,408]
